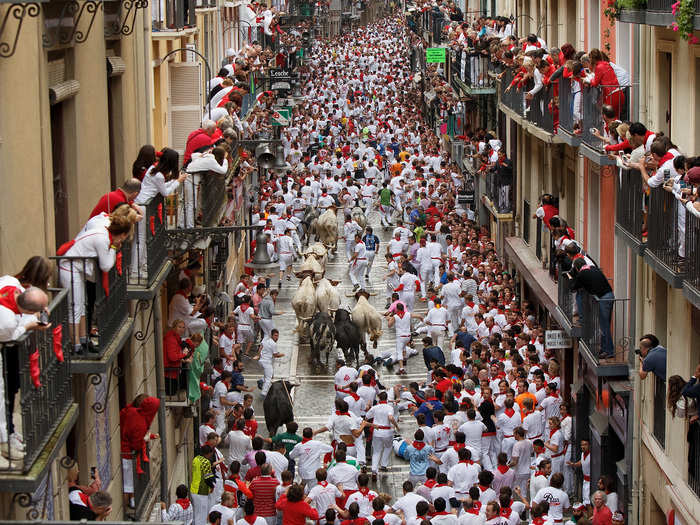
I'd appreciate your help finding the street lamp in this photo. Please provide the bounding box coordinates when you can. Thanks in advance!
[158,47,213,120]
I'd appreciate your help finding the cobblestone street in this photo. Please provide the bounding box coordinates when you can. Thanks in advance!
[241,208,429,499]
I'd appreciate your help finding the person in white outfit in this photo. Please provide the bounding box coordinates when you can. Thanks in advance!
[183,147,228,228]
[289,427,334,491]
[254,330,284,397]
[58,213,133,351]
[277,229,295,285]
[366,391,400,478]
[349,233,368,291]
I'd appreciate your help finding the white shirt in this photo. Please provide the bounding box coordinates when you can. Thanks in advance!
[447,461,481,493]
[289,439,334,480]
[532,486,570,521]
[511,439,534,476]
[308,481,343,516]
[327,461,359,490]
[210,504,236,525]
[458,420,487,455]
[199,423,216,446]
[366,403,394,437]
[266,450,289,482]
[135,167,181,204]
[392,492,428,521]
[224,430,252,465]
[335,366,358,391]
[345,489,379,517]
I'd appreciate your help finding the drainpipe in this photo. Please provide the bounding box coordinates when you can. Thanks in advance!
[143,3,153,142]
[629,258,641,525]
[153,294,169,502]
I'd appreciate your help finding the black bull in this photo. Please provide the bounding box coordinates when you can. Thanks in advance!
[334,308,366,367]
[263,380,295,436]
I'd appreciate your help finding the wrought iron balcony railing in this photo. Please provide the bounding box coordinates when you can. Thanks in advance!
[576,290,629,364]
[689,420,700,498]
[152,0,195,31]
[557,268,575,325]
[126,194,169,289]
[0,288,73,473]
[685,210,700,295]
[646,187,687,277]
[615,167,646,247]
[49,254,130,361]
[483,166,513,214]
[451,50,496,92]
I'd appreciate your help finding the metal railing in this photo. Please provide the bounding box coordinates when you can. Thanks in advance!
[557,76,576,135]
[689,421,700,497]
[558,268,575,324]
[652,374,666,447]
[132,453,152,514]
[152,0,195,31]
[50,255,129,359]
[127,194,168,287]
[484,167,513,213]
[577,290,628,361]
[686,210,700,292]
[165,170,229,231]
[523,200,531,244]
[579,86,631,151]
[615,167,645,243]
[499,68,524,116]
[527,84,555,134]
[452,50,495,90]
[0,289,73,472]
[647,188,687,275]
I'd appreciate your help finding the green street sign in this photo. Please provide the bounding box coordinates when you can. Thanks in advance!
[426,47,446,63]
[271,108,291,126]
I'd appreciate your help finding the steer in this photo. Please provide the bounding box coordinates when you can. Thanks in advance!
[309,311,335,366]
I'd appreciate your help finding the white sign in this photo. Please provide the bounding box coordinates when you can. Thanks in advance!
[546,330,572,349]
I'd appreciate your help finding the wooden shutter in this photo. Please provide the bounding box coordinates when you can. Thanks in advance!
[168,61,202,160]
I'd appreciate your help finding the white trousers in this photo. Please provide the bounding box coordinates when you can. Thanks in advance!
[393,335,410,362]
[60,268,86,323]
[259,318,274,338]
[380,204,392,226]
[350,261,367,287]
[431,261,442,286]
[261,359,274,395]
[419,268,432,298]
[371,434,393,472]
[399,292,415,313]
[447,307,461,336]
[191,493,209,525]
[481,435,497,470]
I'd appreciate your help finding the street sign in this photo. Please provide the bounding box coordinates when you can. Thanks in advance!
[545,330,573,349]
[426,47,446,63]
[270,68,293,91]
[271,108,291,126]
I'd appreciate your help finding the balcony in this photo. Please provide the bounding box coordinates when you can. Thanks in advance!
[152,0,196,32]
[0,289,78,492]
[165,154,242,251]
[483,165,514,215]
[498,69,559,143]
[645,188,687,288]
[450,50,496,95]
[557,77,635,165]
[126,194,173,300]
[615,167,646,254]
[49,256,133,374]
[683,211,700,308]
[618,0,700,29]
[689,421,700,498]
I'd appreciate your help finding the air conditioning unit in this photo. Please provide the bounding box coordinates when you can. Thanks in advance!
[452,140,464,163]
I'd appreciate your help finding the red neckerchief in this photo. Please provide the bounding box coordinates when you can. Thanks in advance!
[583,451,590,460]
[335,411,349,416]
[433,511,450,516]
[466,502,482,515]
[302,437,312,443]
[412,441,426,450]
[347,392,360,401]
[497,465,509,474]
[395,310,406,319]
[534,471,545,478]
[378,400,387,404]
[500,507,512,518]
[549,428,558,438]
[466,389,476,395]
[453,443,465,452]
[240,303,250,312]
[176,498,191,510]
[373,511,386,520]
[536,385,545,392]
[532,517,546,525]
[466,301,475,308]
[459,459,474,465]
[548,393,559,399]
[244,515,258,525]
[478,484,490,493]
[318,480,328,487]
[504,407,515,418]
[0,286,21,314]
[424,479,437,488]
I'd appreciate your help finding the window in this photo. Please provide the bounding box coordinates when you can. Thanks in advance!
[588,0,600,49]
[656,51,672,137]
[652,374,666,447]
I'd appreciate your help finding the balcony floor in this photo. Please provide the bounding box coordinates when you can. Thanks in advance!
[70,317,135,374]
[0,403,78,493]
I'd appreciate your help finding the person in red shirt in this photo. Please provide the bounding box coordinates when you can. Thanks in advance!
[163,320,193,395]
[243,407,258,438]
[587,48,624,119]
[249,464,280,521]
[592,491,613,525]
[183,121,218,166]
[90,179,142,218]
[275,484,319,525]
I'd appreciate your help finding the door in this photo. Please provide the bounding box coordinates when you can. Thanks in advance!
[657,52,672,137]
[168,61,203,159]
[51,103,69,248]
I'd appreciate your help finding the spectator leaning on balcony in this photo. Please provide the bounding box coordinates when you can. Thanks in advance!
[119,394,160,509]
[570,258,616,359]
[182,146,229,228]
[90,178,142,218]
[638,333,667,381]
[668,373,698,422]
[164,319,194,395]
[58,214,133,354]
[169,277,208,336]
[69,489,113,521]
[679,166,700,218]
[184,120,220,167]
[131,144,156,181]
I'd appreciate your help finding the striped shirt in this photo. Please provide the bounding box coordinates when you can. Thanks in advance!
[190,455,215,495]
[249,475,280,516]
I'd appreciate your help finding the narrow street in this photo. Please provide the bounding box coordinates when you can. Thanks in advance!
[243,208,429,500]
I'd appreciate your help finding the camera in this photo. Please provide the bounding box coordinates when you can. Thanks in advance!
[634,349,641,355]
[90,466,96,479]
[38,311,49,325]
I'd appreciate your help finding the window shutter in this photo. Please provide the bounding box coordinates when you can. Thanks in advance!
[168,61,203,160]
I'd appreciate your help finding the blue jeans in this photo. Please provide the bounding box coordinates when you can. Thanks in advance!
[598,292,615,357]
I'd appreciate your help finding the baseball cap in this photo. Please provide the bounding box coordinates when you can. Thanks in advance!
[572,503,585,511]
[684,166,700,184]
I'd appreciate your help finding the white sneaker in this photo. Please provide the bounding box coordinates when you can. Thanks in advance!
[9,434,25,451]
[0,442,25,459]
